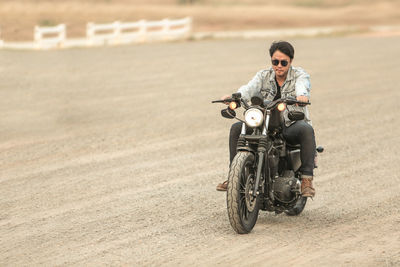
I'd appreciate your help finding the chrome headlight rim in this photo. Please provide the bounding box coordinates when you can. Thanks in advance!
[244,108,264,128]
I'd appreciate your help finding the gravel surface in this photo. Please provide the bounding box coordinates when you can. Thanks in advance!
[1,36,400,266]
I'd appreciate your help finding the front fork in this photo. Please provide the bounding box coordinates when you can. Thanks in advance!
[251,111,271,198]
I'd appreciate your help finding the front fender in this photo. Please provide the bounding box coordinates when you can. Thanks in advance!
[237,146,256,154]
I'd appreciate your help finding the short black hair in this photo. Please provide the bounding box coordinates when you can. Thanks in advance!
[269,41,295,59]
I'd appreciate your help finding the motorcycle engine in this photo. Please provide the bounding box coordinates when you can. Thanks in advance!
[273,176,301,203]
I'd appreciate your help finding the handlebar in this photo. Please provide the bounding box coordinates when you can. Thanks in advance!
[284,99,311,106]
[211,97,250,109]
[211,99,233,103]
[213,96,309,108]
[265,98,310,108]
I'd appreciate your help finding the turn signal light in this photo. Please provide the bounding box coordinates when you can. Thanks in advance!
[229,101,238,110]
[277,103,286,111]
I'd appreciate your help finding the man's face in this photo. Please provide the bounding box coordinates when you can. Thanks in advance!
[271,50,292,78]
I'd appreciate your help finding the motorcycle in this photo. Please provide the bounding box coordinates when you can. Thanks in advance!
[212,93,324,234]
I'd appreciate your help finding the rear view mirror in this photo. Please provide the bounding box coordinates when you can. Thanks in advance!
[288,111,305,121]
[221,108,236,119]
[232,92,241,99]
[250,96,263,106]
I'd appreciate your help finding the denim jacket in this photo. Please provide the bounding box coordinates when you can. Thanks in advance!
[237,66,311,127]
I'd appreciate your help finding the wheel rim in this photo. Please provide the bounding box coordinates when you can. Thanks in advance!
[238,160,257,221]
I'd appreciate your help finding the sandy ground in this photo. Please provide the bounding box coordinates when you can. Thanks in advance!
[1,36,400,266]
[1,0,400,41]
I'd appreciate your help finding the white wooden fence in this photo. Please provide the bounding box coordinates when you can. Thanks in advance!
[34,24,66,49]
[0,18,191,49]
[87,17,192,45]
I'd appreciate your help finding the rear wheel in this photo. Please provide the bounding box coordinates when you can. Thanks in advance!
[227,152,259,234]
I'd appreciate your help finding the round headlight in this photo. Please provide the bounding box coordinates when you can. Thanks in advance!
[244,108,263,128]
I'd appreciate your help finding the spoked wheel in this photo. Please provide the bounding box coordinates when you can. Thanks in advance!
[227,152,259,234]
[285,196,307,216]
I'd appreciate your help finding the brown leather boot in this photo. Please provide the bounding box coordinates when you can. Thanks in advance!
[301,176,315,197]
[216,180,228,191]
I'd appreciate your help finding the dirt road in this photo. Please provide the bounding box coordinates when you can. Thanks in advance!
[1,36,400,266]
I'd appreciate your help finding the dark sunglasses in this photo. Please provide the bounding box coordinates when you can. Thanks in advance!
[271,59,289,67]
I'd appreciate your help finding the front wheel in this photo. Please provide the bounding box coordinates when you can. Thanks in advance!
[227,152,259,234]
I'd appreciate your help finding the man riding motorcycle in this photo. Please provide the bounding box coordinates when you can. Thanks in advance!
[216,41,316,198]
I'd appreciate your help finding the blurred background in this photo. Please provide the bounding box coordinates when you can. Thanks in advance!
[2,1,400,266]
[1,0,400,41]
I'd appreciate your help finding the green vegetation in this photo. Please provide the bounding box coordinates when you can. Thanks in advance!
[177,0,384,7]
[38,19,57,26]
[293,0,373,7]
[177,0,202,4]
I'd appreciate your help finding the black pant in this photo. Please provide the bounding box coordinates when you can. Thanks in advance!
[229,120,316,176]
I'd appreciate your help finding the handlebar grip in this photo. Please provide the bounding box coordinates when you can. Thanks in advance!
[298,101,311,106]
[286,99,311,106]
[212,98,233,103]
